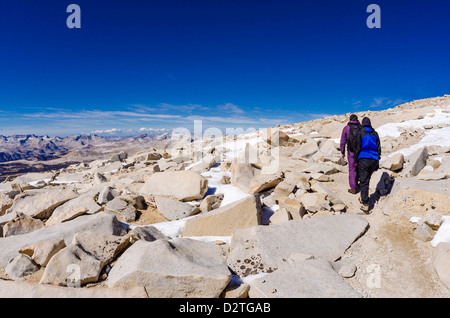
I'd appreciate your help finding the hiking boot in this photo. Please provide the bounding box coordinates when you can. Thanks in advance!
[360,203,370,213]
[348,189,357,194]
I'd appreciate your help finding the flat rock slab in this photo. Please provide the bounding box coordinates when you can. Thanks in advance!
[139,170,208,201]
[381,179,450,217]
[107,238,231,298]
[183,195,261,237]
[40,244,103,286]
[155,196,199,221]
[432,242,450,289]
[0,280,147,298]
[8,189,79,219]
[46,194,101,226]
[19,239,66,267]
[0,212,126,267]
[227,214,369,277]
[248,258,362,298]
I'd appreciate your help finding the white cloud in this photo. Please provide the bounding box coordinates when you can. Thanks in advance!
[138,127,170,132]
[1,102,306,136]
[217,103,245,114]
[369,97,407,109]
[130,103,208,114]
[91,128,119,134]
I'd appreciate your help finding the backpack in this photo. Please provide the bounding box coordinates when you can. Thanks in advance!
[358,126,380,160]
[347,123,360,153]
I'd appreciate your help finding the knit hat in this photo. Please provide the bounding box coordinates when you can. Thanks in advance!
[362,117,372,127]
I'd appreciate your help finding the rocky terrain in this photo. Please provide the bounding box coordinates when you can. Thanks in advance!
[0,133,174,182]
[0,95,449,298]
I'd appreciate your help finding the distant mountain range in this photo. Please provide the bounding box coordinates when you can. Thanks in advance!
[0,132,178,180]
[0,133,172,163]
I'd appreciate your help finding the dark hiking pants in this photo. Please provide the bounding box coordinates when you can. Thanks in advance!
[358,158,379,205]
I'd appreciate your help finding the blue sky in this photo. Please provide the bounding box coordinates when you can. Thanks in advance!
[0,0,449,136]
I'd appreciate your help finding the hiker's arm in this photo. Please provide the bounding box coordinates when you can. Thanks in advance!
[376,132,382,159]
[340,127,347,156]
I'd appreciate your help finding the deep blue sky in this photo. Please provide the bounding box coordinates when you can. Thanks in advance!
[0,0,449,136]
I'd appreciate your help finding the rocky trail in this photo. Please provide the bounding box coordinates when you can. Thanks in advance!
[0,95,449,298]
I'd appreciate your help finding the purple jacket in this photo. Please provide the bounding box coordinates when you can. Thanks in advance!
[340,120,360,154]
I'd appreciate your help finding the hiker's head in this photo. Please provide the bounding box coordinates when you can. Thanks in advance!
[349,114,358,122]
[362,117,372,127]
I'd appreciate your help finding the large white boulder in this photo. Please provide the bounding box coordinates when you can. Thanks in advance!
[46,194,101,226]
[0,280,147,298]
[403,146,428,177]
[0,212,126,268]
[154,196,199,221]
[227,214,369,277]
[107,239,231,297]
[8,188,79,219]
[248,257,361,298]
[139,170,208,201]
[39,244,103,287]
[432,242,450,289]
[182,195,261,237]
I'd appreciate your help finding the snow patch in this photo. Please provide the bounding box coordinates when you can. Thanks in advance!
[410,216,450,248]
[377,107,450,139]
[389,126,450,158]
[201,166,251,207]
[431,216,450,247]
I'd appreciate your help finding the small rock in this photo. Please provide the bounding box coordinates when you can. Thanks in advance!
[269,207,292,224]
[199,194,224,213]
[105,197,138,222]
[273,178,297,201]
[413,221,435,242]
[130,225,169,242]
[93,172,107,184]
[249,173,282,194]
[300,192,329,213]
[155,196,199,221]
[338,263,357,278]
[40,244,103,287]
[6,254,39,281]
[219,175,231,184]
[19,239,66,267]
[98,186,119,205]
[222,283,250,298]
[390,153,405,171]
[422,210,444,230]
[277,197,305,219]
[3,214,44,237]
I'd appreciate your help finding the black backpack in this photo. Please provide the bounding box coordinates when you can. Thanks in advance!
[347,123,360,153]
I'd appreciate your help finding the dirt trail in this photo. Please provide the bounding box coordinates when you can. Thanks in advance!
[330,171,450,298]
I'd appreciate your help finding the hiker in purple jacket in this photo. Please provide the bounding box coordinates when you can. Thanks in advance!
[340,114,361,194]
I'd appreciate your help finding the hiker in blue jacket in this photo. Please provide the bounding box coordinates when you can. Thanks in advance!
[354,117,381,212]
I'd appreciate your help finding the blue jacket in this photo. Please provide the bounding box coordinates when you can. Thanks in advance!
[355,126,381,161]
